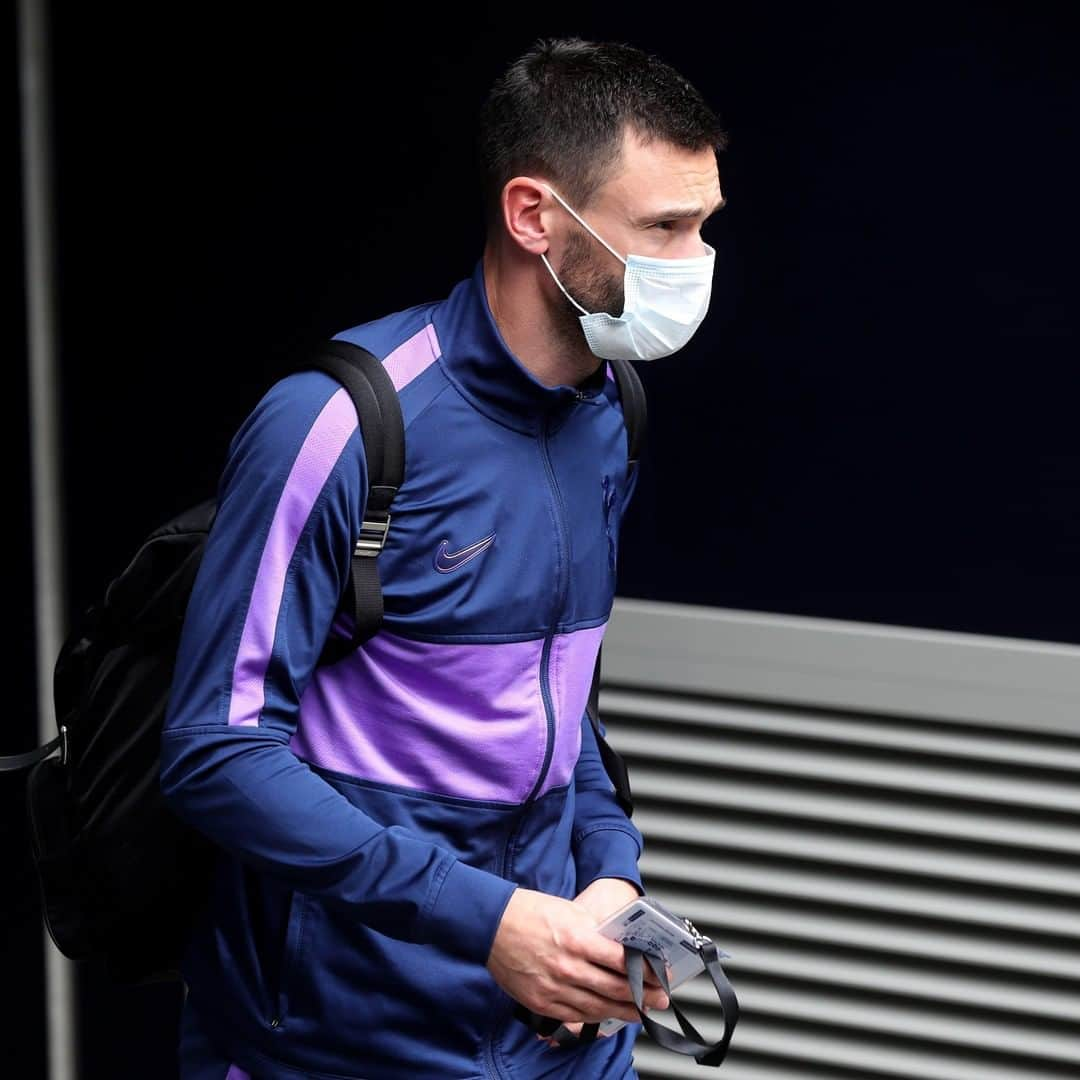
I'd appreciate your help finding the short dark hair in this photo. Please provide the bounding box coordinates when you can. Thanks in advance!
[478,38,727,225]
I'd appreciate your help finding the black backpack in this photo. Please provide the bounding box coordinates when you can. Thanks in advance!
[2,341,646,986]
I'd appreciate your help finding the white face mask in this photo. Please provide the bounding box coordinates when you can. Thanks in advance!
[539,184,716,362]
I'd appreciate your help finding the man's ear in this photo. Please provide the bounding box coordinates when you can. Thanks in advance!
[500,177,554,256]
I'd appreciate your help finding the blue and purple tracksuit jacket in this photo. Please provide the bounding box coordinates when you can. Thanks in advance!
[159,258,645,1079]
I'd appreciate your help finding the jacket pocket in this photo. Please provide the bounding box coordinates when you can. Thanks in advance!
[271,890,307,1027]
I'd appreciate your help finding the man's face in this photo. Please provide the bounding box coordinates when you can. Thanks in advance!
[553,126,724,320]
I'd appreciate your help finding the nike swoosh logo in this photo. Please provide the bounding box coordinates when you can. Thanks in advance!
[434,533,496,574]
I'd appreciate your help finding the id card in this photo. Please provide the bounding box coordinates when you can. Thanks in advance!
[593,896,728,1035]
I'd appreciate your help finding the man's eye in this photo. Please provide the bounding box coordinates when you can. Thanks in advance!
[651,221,676,231]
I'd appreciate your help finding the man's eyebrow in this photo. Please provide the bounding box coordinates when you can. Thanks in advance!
[634,195,727,225]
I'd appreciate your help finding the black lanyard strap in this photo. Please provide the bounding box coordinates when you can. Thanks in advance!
[625,942,739,1067]
[513,940,739,1066]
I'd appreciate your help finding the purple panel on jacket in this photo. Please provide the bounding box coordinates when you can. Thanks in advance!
[225,1067,251,1080]
[227,388,358,726]
[384,323,441,390]
[291,630,547,802]
[537,622,608,797]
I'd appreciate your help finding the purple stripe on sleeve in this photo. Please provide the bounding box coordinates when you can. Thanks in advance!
[225,1067,251,1080]
[537,622,608,797]
[384,323,442,391]
[227,388,358,726]
[291,630,547,802]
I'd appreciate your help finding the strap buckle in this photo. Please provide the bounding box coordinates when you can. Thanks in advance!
[354,512,391,557]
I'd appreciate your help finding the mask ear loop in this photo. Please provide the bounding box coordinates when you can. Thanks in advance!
[543,184,628,267]
[539,252,591,316]
[540,183,629,318]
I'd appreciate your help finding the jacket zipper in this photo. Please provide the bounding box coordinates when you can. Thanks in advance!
[482,405,575,1079]
[525,411,571,802]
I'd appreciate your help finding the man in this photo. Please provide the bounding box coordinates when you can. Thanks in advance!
[161,36,726,1080]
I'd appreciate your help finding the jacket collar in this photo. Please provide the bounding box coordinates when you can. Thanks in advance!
[432,260,607,434]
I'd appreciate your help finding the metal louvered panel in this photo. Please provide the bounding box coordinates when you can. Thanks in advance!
[599,600,1080,1080]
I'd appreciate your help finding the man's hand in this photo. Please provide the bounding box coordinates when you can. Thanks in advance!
[574,877,641,924]
[532,878,663,1047]
[486,887,669,1027]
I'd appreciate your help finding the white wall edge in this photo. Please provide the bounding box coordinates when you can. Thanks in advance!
[605,598,1080,736]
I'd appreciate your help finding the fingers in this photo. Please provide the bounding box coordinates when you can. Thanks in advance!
[573,928,669,988]
[519,971,668,1022]
[545,986,646,1025]
[558,931,671,1012]
[643,964,667,988]
[572,934,628,975]
[631,963,672,1010]
[570,962,640,1004]
[579,965,669,1011]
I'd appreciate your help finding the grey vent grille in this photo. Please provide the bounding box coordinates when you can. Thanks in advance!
[598,601,1080,1080]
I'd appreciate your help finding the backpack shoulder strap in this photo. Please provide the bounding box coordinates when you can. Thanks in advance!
[305,340,404,666]
[2,345,406,771]
[586,647,633,816]
[606,355,647,472]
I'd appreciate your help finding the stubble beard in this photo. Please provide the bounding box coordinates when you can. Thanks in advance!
[549,230,625,373]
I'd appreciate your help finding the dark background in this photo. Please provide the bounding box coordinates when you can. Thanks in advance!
[9,2,1078,1076]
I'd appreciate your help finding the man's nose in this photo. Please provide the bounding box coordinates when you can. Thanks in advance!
[675,232,708,259]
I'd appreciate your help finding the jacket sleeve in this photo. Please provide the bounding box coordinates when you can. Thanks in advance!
[159,371,516,965]
[572,712,644,894]
[570,451,646,893]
